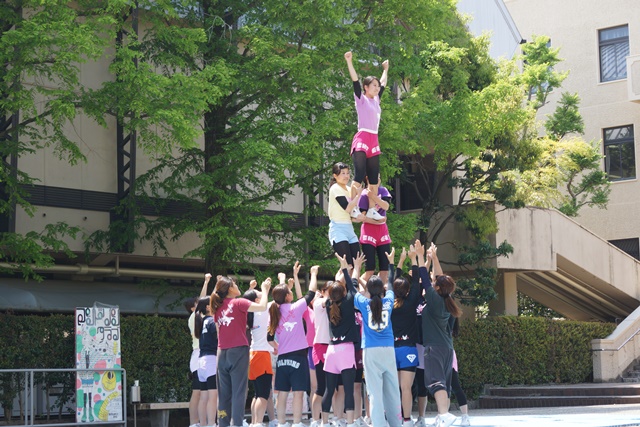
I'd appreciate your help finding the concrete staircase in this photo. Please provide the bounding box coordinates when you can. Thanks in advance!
[479,383,640,409]
[623,363,640,383]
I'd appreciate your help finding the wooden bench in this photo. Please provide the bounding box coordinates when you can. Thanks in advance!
[137,402,190,427]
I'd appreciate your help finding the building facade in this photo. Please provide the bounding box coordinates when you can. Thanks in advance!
[505,0,640,259]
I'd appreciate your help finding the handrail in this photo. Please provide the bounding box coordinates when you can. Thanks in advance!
[592,327,640,352]
[0,368,127,427]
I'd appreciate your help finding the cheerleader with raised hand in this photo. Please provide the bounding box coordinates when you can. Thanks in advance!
[418,242,462,427]
[354,249,402,427]
[268,264,319,427]
[390,246,423,427]
[213,276,272,427]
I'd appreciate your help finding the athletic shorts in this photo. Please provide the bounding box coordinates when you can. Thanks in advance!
[312,343,329,366]
[360,224,391,247]
[197,354,218,390]
[252,373,273,400]
[350,131,381,158]
[329,221,359,246]
[275,350,310,392]
[423,345,453,396]
[324,342,356,375]
[249,350,273,380]
[395,346,419,370]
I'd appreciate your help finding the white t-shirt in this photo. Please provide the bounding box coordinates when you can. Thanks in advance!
[250,302,274,352]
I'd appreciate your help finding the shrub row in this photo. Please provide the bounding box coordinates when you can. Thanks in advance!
[0,313,615,412]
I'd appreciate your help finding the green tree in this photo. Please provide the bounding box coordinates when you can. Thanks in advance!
[1,0,221,279]
[86,0,463,276]
[383,35,608,306]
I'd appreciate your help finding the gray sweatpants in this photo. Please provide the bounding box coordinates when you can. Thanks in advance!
[362,346,402,427]
[217,346,250,427]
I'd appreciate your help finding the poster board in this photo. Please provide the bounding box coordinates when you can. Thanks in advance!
[75,304,123,423]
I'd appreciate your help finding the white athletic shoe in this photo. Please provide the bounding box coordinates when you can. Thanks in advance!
[363,417,372,426]
[351,206,362,218]
[436,413,456,427]
[402,419,414,427]
[337,419,347,427]
[460,414,470,426]
[309,420,321,427]
[365,207,384,221]
[413,417,426,427]
[268,421,278,427]
[291,423,305,427]
[243,421,250,427]
[354,417,368,427]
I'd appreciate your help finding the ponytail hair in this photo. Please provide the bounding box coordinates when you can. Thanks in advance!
[193,297,210,339]
[242,290,258,329]
[184,297,197,314]
[210,276,234,314]
[268,284,290,335]
[329,162,349,188]
[366,276,385,325]
[328,282,346,326]
[434,275,462,318]
[393,276,410,309]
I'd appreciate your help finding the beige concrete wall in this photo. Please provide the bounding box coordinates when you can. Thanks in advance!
[505,0,640,242]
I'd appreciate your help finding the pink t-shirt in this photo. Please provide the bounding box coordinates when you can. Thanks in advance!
[313,297,331,344]
[215,297,252,349]
[355,93,381,134]
[303,307,316,347]
[276,298,309,355]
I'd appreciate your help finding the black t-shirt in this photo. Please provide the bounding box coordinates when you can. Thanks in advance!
[199,315,218,356]
[326,269,360,345]
[391,265,421,347]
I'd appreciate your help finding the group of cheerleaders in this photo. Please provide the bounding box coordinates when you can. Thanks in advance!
[184,52,470,427]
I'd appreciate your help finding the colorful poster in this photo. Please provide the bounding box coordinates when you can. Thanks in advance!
[75,304,123,423]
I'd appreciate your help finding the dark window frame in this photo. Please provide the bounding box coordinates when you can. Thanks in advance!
[603,124,635,181]
[598,25,629,83]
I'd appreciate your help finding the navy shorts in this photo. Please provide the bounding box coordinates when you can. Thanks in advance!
[395,346,419,371]
[275,350,310,392]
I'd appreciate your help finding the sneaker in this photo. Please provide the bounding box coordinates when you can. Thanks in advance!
[363,417,372,426]
[278,423,290,427]
[413,417,426,427]
[291,423,305,427]
[351,207,362,218]
[436,413,456,427]
[244,421,250,427]
[269,421,278,427]
[460,414,470,426]
[354,418,368,427]
[337,419,347,427]
[310,420,321,427]
[403,420,414,427]
[365,207,384,221]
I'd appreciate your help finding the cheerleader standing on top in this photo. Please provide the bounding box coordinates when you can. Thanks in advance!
[344,51,389,221]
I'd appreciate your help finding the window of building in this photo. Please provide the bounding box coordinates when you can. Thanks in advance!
[604,125,635,181]
[609,238,640,260]
[599,25,629,82]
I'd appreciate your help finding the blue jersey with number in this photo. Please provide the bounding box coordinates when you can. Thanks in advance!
[354,290,395,348]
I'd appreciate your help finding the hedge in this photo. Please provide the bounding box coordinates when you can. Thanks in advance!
[455,316,616,397]
[0,313,616,417]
